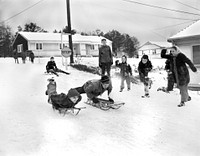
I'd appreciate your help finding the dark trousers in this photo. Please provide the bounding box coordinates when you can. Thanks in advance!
[167,73,175,91]
[101,63,111,76]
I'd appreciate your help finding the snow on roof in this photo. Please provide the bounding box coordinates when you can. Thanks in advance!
[139,41,172,50]
[17,32,111,44]
[168,20,200,40]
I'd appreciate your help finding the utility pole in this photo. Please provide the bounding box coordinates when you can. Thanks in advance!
[66,0,74,63]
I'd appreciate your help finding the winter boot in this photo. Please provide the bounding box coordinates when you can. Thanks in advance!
[141,93,150,98]
[187,96,191,101]
[178,101,185,107]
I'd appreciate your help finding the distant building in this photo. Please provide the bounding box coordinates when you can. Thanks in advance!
[168,20,200,65]
[138,41,172,59]
[12,32,112,57]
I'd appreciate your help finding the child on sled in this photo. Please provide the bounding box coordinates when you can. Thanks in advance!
[45,78,82,114]
[50,88,82,113]
[138,55,153,98]
[115,55,132,92]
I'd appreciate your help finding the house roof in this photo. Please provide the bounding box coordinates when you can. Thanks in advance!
[138,41,172,50]
[15,32,112,44]
[168,20,200,41]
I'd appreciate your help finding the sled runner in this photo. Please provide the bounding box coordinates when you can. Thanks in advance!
[85,98,125,110]
[52,105,86,115]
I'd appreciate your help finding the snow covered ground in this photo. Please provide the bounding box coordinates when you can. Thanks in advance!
[0,57,200,156]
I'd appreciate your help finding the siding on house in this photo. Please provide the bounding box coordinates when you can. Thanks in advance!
[12,32,112,57]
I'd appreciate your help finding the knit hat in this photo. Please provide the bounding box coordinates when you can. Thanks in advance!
[142,55,148,60]
[67,88,80,98]
[101,75,110,83]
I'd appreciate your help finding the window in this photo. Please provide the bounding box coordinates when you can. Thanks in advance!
[60,43,68,49]
[91,45,95,50]
[36,43,43,50]
[17,44,23,52]
[193,45,200,64]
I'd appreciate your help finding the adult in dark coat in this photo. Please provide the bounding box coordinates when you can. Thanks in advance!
[29,52,35,63]
[99,39,113,76]
[170,46,197,107]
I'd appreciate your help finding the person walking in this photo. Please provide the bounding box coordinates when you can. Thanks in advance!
[29,52,35,63]
[170,46,197,107]
[99,39,113,76]
[13,50,19,64]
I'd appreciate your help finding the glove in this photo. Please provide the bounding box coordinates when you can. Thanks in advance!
[92,97,99,103]
[108,97,114,103]
[45,90,48,95]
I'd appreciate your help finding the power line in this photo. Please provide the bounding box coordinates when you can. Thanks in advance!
[173,0,200,12]
[153,21,195,31]
[76,1,198,21]
[122,0,200,16]
[0,0,45,24]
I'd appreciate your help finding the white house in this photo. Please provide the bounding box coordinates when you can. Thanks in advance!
[168,20,200,65]
[12,32,112,57]
[138,41,172,59]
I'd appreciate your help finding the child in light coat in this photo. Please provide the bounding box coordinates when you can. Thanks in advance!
[45,77,57,103]
[115,55,132,92]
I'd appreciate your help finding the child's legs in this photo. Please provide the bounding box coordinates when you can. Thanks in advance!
[144,83,149,95]
[120,77,125,90]
[126,76,131,89]
[106,64,111,76]
[179,84,189,102]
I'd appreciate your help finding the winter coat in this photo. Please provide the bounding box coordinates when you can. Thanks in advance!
[173,53,197,86]
[51,93,82,109]
[47,81,57,96]
[138,60,152,82]
[29,52,35,60]
[83,79,112,99]
[161,49,176,82]
[99,45,113,66]
[13,52,18,59]
[115,60,132,77]
[46,61,58,71]
[51,89,82,109]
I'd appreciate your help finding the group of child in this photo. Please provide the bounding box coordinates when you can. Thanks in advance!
[45,45,197,110]
[45,53,153,111]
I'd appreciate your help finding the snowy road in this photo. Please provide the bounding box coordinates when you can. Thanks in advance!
[0,58,200,156]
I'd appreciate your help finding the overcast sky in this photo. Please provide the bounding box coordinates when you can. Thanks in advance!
[1,0,200,44]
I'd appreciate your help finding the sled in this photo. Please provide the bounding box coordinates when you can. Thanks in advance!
[85,98,125,110]
[188,83,200,95]
[52,105,86,115]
